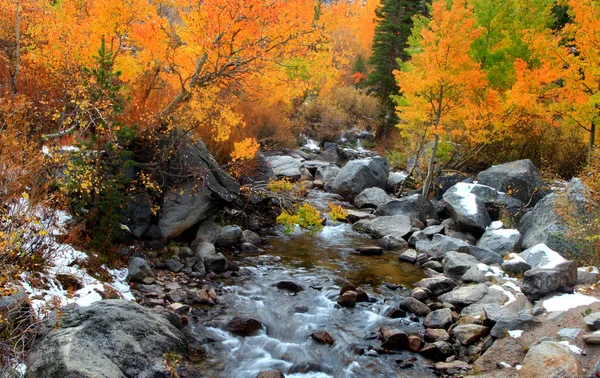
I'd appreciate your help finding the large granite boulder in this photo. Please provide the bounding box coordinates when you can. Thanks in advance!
[195,242,228,273]
[520,341,581,378]
[521,261,577,300]
[354,187,391,209]
[442,183,491,235]
[265,155,304,178]
[156,139,239,239]
[315,165,341,187]
[26,300,188,378]
[416,234,470,261]
[477,159,548,205]
[353,214,412,239]
[375,194,437,224]
[330,157,389,201]
[477,225,522,256]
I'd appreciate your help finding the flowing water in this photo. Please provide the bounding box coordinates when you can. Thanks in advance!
[188,191,433,378]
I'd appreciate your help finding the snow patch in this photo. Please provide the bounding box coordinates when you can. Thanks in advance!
[490,284,517,307]
[301,138,321,152]
[520,243,565,269]
[559,340,585,355]
[543,292,599,312]
[508,330,523,338]
[489,221,504,230]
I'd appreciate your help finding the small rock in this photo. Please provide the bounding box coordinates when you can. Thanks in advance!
[311,330,334,345]
[357,246,383,256]
[340,281,356,295]
[548,310,566,322]
[583,312,600,330]
[338,291,358,307]
[452,324,489,345]
[424,329,450,342]
[422,261,444,272]
[378,235,408,251]
[420,341,454,361]
[165,259,184,273]
[577,266,600,285]
[127,257,155,283]
[380,328,408,350]
[385,307,407,319]
[434,360,471,373]
[355,287,369,302]
[415,276,457,296]
[256,370,285,378]
[583,333,600,345]
[407,335,422,352]
[241,230,262,245]
[411,288,428,301]
[424,308,453,329]
[400,297,431,316]
[227,317,263,336]
[215,225,243,248]
[399,249,418,264]
[276,281,304,293]
[557,328,582,340]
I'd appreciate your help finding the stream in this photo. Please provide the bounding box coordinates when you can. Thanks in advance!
[188,191,435,378]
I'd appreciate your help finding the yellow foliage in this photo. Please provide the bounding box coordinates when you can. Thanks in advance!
[231,138,260,162]
[328,203,348,222]
[276,203,323,234]
[267,178,294,193]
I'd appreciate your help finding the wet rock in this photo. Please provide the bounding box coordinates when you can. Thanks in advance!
[424,329,451,342]
[378,235,408,251]
[421,261,443,273]
[438,284,488,308]
[520,341,581,378]
[256,370,285,378]
[276,281,304,293]
[345,209,376,223]
[399,249,417,264]
[227,317,263,336]
[241,230,262,246]
[127,257,155,283]
[239,242,260,252]
[443,184,491,235]
[424,308,453,329]
[420,341,454,361]
[357,246,383,256]
[415,276,457,296]
[165,259,184,273]
[407,335,423,352]
[330,157,389,201]
[339,281,356,295]
[477,227,522,256]
[195,242,228,273]
[521,261,577,300]
[583,312,600,330]
[355,288,369,302]
[577,266,599,285]
[411,288,428,301]
[354,187,391,209]
[452,324,489,345]
[477,159,548,205]
[380,328,408,350]
[442,251,480,281]
[311,330,334,345]
[353,214,412,239]
[287,362,323,375]
[408,231,428,247]
[26,300,187,378]
[385,307,407,319]
[215,225,242,248]
[375,194,437,224]
[400,297,431,316]
[338,291,358,307]
[189,289,214,305]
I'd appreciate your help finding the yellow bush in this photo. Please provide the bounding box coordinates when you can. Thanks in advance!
[328,203,348,222]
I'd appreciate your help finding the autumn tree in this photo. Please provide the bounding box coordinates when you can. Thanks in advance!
[394,0,487,196]
[368,0,428,136]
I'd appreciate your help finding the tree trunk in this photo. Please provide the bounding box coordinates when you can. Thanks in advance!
[10,0,21,94]
[422,133,439,197]
[589,121,596,163]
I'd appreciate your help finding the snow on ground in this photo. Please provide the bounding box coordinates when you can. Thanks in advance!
[559,340,586,355]
[450,183,480,215]
[490,284,517,307]
[542,292,600,312]
[508,330,524,338]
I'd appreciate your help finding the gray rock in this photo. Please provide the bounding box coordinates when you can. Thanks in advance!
[387,172,407,193]
[434,172,471,200]
[557,328,582,340]
[195,217,221,244]
[461,265,488,283]
[452,324,489,345]
[477,228,522,256]
[26,300,187,378]
[215,225,243,248]
[330,157,389,201]
[482,303,512,325]
[577,266,600,285]
[353,215,412,239]
[519,243,565,269]
[400,297,431,316]
[583,312,600,330]
[415,276,458,296]
[126,196,153,238]
[457,245,503,265]
[241,230,262,246]
[354,187,391,209]
[419,341,454,361]
[127,257,155,283]
[424,308,453,329]
[424,328,451,342]
[519,341,581,378]
[422,224,444,236]
[399,249,418,263]
[438,284,488,308]
[501,254,532,274]
[521,261,577,300]
[266,155,304,178]
[379,235,408,251]
[195,242,228,273]
[165,259,184,273]
[477,159,548,205]
[443,251,481,281]
[375,194,437,224]
[490,310,540,337]
[442,184,491,235]
[421,260,444,272]
[157,139,239,239]
[315,165,341,187]
[408,231,428,246]
[519,178,591,252]
[416,234,470,261]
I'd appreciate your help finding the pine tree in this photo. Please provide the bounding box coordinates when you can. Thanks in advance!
[367,0,427,136]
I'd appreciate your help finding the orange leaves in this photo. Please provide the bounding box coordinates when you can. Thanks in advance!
[230,138,260,162]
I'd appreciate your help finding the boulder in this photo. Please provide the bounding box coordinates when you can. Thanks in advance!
[420,341,454,361]
[266,156,304,178]
[400,297,431,316]
[337,291,358,307]
[457,245,503,266]
[578,266,600,285]
[434,172,471,200]
[315,165,341,187]
[438,284,488,308]
[228,317,264,336]
[461,265,488,283]
[379,235,408,251]
[519,243,565,269]
[442,251,481,281]
[353,215,412,239]
[415,276,458,296]
[583,312,600,330]
[330,157,389,200]
[127,257,155,283]
[215,225,242,248]
[375,194,437,224]
[241,230,262,246]
[416,234,470,261]
[490,310,540,338]
[422,224,444,236]
[195,217,221,244]
[519,178,593,253]
[452,324,489,345]
[354,187,391,209]
[195,242,228,273]
[26,301,187,378]
[477,227,522,256]
[521,261,577,300]
[501,253,531,274]
[387,172,407,193]
[157,139,239,239]
[423,308,453,329]
[424,329,450,342]
[520,341,581,378]
[477,159,548,205]
[379,328,409,350]
[442,184,492,235]
[125,196,153,238]
[399,249,418,263]
[319,145,340,164]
